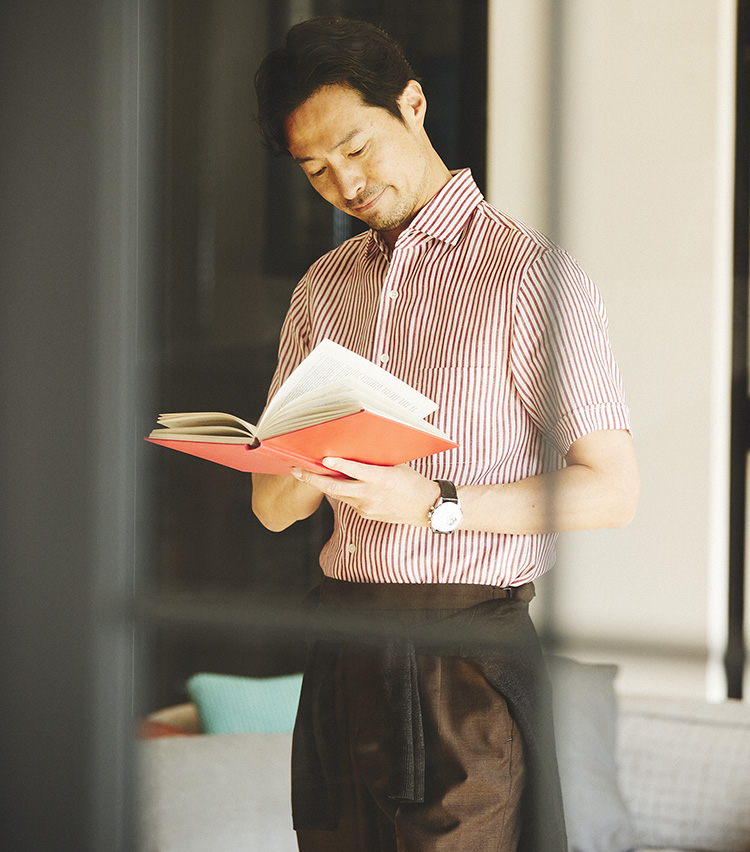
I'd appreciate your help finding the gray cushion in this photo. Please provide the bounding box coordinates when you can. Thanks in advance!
[617,695,750,851]
[547,656,637,852]
[139,731,297,852]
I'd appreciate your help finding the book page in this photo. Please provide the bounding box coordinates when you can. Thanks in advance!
[148,432,258,444]
[260,379,442,439]
[154,412,258,438]
[152,425,251,437]
[260,339,437,432]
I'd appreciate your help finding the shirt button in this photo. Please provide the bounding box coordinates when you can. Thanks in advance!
[378,353,389,364]
[388,289,398,299]
[347,543,357,554]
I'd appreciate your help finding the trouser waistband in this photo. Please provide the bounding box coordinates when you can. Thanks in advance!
[320,577,536,610]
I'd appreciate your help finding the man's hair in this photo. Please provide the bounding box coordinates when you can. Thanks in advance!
[255,17,416,155]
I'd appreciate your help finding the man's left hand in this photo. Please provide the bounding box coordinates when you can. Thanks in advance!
[291,458,439,527]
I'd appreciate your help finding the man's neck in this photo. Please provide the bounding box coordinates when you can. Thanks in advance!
[380,159,453,250]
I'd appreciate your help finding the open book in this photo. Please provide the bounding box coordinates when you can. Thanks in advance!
[146,339,457,476]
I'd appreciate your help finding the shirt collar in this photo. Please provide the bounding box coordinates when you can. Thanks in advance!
[367,168,484,258]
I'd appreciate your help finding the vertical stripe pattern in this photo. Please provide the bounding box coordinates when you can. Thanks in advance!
[267,169,631,585]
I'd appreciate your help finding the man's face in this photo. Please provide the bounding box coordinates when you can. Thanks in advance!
[285,82,433,240]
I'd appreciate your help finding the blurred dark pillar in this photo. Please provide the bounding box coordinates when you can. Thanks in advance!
[0,1,159,849]
[729,0,749,700]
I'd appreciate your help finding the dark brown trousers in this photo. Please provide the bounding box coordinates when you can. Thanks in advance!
[296,582,531,852]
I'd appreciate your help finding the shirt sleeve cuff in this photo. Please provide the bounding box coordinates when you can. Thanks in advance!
[552,403,632,456]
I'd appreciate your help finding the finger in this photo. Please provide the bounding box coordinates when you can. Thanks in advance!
[322,456,380,480]
[291,467,360,502]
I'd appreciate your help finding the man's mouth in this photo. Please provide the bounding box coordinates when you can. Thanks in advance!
[351,188,385,214]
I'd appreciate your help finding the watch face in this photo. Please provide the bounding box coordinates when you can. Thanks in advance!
[431,501,463,533]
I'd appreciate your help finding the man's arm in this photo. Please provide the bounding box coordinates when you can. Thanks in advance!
[279,429,639,534]
[457,429,640,533]
[251,473,325,532]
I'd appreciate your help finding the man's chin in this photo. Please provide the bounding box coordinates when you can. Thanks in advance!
[366,209,412,234]
[340,201,413,234]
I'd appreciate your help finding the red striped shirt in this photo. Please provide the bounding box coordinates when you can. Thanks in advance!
[267,169,631,585]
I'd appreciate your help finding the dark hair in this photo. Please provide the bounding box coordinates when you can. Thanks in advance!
[255,17,416,155]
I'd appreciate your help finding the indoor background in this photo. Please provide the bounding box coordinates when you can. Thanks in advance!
[0,1,746,851]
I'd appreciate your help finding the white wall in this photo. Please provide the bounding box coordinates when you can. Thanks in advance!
[488,0,738,697]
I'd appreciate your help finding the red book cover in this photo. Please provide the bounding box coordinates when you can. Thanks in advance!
[146,409,457,476]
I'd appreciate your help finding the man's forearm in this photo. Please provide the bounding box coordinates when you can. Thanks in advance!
[457,462,638,534]
[460,428,639,533]
[290,429,640,534]
[251,472,325,531]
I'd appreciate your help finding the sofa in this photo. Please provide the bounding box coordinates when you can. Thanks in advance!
[137,661,750,852]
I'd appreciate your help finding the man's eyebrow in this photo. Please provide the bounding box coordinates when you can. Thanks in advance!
[293,128,363,164]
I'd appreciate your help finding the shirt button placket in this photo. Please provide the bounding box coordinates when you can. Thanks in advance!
[374,251,403,366]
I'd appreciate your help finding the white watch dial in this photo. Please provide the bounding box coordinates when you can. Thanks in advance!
[430,501,463,533]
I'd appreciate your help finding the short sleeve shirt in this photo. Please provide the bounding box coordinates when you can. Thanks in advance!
[266,169,631,585]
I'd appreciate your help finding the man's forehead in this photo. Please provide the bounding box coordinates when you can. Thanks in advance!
[285,86,373,158]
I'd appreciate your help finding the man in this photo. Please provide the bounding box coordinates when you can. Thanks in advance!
[253,16,639,852]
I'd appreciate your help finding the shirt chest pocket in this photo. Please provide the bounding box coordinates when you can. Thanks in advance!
[422,365,501,447]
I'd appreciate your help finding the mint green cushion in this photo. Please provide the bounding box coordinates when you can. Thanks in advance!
[186,673,303,734]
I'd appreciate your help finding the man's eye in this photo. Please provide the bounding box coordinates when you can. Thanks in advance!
[309,167,326,178]
[349,145,366,157]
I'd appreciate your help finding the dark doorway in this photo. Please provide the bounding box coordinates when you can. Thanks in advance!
[150,0,489,708]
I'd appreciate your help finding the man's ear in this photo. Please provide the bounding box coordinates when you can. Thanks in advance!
[398,79,427,129]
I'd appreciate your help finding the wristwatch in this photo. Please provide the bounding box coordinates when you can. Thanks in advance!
[427,480,463,534]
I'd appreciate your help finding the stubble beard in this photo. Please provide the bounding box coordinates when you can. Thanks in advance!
[350,161,430,234]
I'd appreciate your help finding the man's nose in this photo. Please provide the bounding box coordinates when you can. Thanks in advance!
[334,163,366,202]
